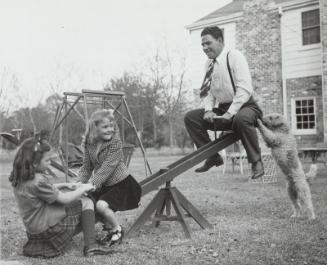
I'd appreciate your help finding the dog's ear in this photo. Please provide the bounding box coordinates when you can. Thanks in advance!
[273,115,289,132]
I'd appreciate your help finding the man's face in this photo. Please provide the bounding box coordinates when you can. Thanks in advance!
[201,34,223,59]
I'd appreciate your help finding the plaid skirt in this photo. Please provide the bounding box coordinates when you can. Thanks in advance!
[23,200,82,258]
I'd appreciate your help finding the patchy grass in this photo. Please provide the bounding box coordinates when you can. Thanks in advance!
[1,150,327,265]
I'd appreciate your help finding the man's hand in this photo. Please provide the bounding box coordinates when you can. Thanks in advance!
[213,112,233,124]
[203,110,217,123]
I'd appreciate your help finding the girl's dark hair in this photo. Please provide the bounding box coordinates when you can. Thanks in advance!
[9,133,51,187]
[201,26,224,41]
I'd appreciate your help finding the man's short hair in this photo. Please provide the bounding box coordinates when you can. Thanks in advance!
[201,26,224,41]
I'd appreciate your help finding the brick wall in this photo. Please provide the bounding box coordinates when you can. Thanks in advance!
[236,0,283,115]
[320,0,327,143]
[286,75,323,143]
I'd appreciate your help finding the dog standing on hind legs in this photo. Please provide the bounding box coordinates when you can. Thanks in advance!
[257,113,316,220]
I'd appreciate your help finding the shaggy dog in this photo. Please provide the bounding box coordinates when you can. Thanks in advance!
[257,113,315,219]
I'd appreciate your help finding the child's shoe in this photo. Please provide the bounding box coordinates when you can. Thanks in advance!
[109,226,124,246]
[98,225,124,246]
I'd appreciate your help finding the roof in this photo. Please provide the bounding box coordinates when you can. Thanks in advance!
[195,0,305,23]
[196,0,245,23]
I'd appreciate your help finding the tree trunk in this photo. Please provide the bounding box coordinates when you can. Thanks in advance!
[169,114,174,149]
[28,109,37,135]
[152,108,157,142]
[138,107,144,141]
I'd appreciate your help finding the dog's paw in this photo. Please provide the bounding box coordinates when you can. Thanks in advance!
[290,212,301,218]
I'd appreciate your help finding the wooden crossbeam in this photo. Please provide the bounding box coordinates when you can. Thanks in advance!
[82,89,125,97]
[51,96,82,138]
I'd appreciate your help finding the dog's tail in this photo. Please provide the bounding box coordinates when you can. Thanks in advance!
[306,164,318,183]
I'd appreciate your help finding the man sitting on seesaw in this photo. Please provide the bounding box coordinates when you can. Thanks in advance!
[184,26,264,179]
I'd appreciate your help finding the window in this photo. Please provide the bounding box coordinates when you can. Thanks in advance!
[291,98,316,134]
[302,9,320,45]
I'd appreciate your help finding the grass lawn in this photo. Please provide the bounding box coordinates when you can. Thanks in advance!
[1,150,327,265]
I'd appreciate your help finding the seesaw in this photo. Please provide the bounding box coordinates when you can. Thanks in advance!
[127,132,239,238]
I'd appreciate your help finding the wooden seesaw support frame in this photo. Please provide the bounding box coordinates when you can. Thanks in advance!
[127,132,239,238]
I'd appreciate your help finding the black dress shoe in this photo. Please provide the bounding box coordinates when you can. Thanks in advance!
[251,160,265,179]
[83,245,113,257]
[195,155,224,173]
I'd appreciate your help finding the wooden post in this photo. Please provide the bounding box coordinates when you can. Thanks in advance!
[64,96,69,182]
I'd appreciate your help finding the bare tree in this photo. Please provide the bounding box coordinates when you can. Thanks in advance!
[0,68,23,135]
[0,67,9,135]
[146,46,188,148]
[147,49,166,142]
[0,67,14,117]
[165,48,186,148]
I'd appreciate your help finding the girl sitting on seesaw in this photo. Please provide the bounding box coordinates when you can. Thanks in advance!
[10,135,113,258]
[78,109,141,246]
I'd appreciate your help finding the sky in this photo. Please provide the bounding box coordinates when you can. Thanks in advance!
[0,0,231,112]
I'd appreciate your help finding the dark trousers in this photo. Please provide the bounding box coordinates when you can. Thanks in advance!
[184,98,262,163]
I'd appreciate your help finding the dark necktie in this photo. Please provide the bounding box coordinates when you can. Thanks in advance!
[199,58,216,98]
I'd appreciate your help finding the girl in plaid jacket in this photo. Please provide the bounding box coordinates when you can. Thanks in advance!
[10,134,112,258]
[79,109,141,246]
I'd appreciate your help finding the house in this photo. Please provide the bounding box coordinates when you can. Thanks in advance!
[186,0,327,145]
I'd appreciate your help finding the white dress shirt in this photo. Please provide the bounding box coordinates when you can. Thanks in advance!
[202,47,253,116]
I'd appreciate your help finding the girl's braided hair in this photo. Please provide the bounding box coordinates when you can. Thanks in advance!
[9,130,51,187]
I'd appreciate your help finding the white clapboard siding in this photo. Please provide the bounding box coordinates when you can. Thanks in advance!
[187,22,236,94]
[281,4,321,79]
